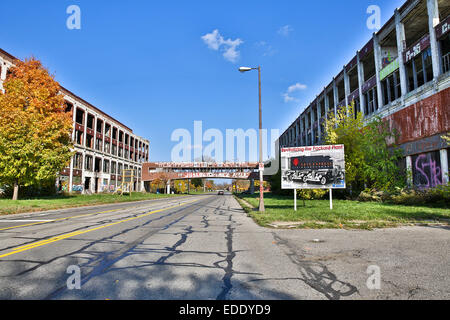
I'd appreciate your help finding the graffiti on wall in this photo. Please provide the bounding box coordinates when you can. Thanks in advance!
[413,152,442,188]
[72,185,84,192]
[61,178,69,192]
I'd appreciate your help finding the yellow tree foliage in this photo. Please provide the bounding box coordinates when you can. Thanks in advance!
[442,132,450,144]
[0,58,73,200]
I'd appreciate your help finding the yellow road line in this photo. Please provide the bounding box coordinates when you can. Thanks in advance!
[0,220,50,232]
[0,209,123,232]
[0,197,190,232]
[0,197,202,259]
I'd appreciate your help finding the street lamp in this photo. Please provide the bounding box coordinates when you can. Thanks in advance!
[238,66,265,212]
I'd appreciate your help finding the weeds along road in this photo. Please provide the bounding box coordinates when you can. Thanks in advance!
[0,194,448,300]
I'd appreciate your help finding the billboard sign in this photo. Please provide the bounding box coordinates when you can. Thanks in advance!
[123,169,135,183]
[281,145,346,189]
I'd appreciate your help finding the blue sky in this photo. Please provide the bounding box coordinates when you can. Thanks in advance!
[0,0,404,162]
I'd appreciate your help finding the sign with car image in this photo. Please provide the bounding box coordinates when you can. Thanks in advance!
[281,145,346,189]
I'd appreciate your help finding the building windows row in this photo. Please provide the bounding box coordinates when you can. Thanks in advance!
[405,47,433,93]
[78,154,141,177]
[74,153,83,169]
[85,155,93,172]
[71,107,149,162]
[364,87,378,116]
[441,34,450,74]
[381,70,401,106]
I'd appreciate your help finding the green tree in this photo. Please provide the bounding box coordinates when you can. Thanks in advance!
[324,103,405,194]
[191,178,203,189]
[362,116,404,191]
[0,58,73,200]
[324,103,366,192]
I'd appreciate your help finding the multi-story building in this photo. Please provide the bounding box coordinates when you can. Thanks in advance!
[0,48,150,193]
[279,0,449,189]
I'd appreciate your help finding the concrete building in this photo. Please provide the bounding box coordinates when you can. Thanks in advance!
[279,0,450,189]
[0,48,150,193]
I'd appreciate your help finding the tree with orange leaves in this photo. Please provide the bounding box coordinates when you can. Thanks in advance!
[0,58,73,200]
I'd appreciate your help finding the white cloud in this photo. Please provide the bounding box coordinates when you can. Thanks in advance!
[287,83,307,93]
[278,25,294,37]
[283,82,307,103]
[201,29,243,63]
[283,93,296,103]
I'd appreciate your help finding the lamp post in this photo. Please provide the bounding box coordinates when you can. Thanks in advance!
[238,66,265,212]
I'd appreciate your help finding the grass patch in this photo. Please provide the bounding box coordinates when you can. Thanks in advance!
[235,192,450,230]
[0,193,186,216]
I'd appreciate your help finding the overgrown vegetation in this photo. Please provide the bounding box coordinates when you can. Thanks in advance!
[358,185,449,207]
[323,103,405,194]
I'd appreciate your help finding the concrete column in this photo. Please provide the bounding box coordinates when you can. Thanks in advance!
[71,104,77,142]
[1,63,7,80]
[316,99,321,143]
[69,157,74,193]
[83,110,88,148]
[94,115,98,151]
[323,93,329,142]
[395,9,408,98]
[332,78,338,118]
[81,151,86,194]
[310,108,314,145]
[298,116,303,146]
[166,180,171,194]
[109,126,113,156]
[373,33,384,111]
[427,0,441,79]
[344,68,350,107]
[69,105,77,193]
[440,149,448,185]
[406,155,413,187]
[357,52,365,117]
[101,117,105,154]
[90,172,95,193]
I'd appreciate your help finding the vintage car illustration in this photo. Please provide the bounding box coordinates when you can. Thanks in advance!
[283,155,345,185]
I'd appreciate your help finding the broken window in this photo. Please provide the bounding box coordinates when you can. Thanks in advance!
[85,155,93,171]
[364,87,378,115]
[75,108,84,125]
[87,114,94,129]
[74,153,83,169]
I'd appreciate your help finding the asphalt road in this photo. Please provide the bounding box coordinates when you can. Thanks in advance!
[0,194,448,300]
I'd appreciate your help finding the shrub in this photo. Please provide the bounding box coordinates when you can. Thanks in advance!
[357,189,391,202]
[1,179,57,199]
[298,189,328,200]
[358,185,449,207]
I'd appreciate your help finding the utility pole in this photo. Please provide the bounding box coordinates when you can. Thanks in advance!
[238,66,265,211]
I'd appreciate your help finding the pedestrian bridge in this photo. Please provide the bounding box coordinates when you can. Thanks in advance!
[142,162,261,181]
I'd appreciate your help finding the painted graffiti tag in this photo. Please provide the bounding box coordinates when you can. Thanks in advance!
[72,185,84,192]
[414,154,442,188]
